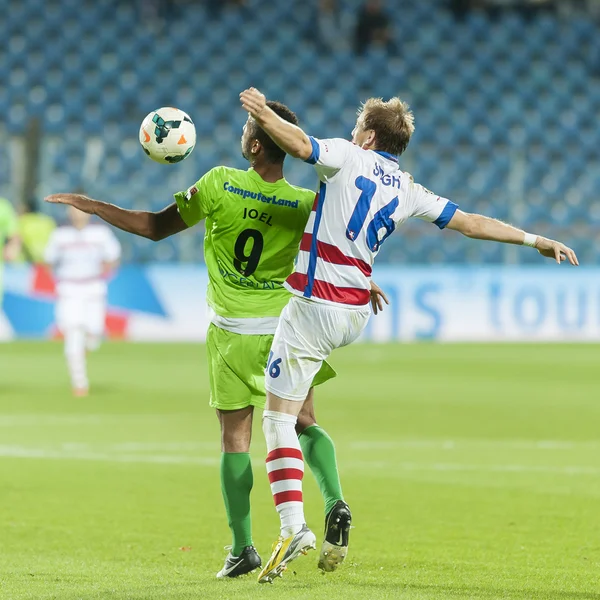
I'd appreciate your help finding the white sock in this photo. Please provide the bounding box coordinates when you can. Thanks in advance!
[263,410,305,537]
[64,328,88,390]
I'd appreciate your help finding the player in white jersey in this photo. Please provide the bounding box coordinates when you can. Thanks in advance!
[239,87,579,583]
[44,206,121,397]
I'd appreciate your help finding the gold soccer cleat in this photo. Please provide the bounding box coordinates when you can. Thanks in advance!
[257,525,316,584]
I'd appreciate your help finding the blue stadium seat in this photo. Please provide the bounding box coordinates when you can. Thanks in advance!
[0,0,595,264]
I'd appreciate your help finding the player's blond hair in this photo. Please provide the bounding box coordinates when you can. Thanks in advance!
[358,97,415,156]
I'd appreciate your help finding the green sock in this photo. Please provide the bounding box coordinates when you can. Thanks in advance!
[220,452,253,556]
[299,425,344,515]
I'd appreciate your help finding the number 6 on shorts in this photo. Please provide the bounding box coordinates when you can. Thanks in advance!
[266,351,282,379]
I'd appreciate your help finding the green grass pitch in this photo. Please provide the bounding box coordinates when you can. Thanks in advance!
[1,341,599,600]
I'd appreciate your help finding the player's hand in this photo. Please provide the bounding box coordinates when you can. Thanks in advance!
[45,193,95,214]
[240,88,267,120]
[534,236,579,265]
[370,281,390,315]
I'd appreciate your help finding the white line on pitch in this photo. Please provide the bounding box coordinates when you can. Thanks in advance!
[0,445,599,476]
[2,414,596,453]
[0,445,219,466]
[350,460,600,476]
[350,440,600,451]
[0,414,200,427]
[58,442,215,452]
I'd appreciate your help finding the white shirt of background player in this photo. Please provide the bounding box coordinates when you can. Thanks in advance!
[44,206,121,396]
[44,206,121,297]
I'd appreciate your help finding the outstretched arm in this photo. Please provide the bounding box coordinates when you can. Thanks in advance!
[446,210,579,265]
[240,87,313,160]
[45,194,188,242]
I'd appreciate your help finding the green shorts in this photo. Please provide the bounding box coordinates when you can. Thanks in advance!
[206,323,336,411]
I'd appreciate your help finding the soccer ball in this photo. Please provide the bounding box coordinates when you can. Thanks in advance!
[139,107,196,164]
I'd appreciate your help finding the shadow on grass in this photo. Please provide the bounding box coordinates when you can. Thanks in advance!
[85,384,121,396]
[74,580,600,600]
[406,583,600,599]
[256,579,600,600]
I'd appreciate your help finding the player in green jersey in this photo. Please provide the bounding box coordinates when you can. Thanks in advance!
[46,102,385,578]
[0,197,21,306]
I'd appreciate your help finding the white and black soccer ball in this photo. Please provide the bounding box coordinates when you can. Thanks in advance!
[139,107,196,164]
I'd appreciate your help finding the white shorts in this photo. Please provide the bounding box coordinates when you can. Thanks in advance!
[56,294,106,337]
[265,296,371,401]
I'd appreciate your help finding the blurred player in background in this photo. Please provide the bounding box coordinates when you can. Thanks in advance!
[0,197,20,311]
[44,206,121,397]
[44,102,385,578]
[239,87,579,583]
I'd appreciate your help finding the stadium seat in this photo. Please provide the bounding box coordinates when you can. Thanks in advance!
[1,0,594,264]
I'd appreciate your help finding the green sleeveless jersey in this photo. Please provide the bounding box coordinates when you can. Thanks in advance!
[174,166,315,319]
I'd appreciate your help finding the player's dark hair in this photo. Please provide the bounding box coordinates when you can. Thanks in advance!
[359,97,415,156]
[250,101,299,164]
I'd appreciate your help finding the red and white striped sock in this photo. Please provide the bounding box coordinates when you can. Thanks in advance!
[263,410,305,537]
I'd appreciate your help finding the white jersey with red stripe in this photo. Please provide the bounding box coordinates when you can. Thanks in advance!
[44,224,121,297]
[284,137,458,308]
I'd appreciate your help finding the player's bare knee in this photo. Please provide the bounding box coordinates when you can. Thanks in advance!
[295,412,316,435]
[296,389,316,434]
[222,436,250,453]
[221,426,251,453]
[217,407,253,453]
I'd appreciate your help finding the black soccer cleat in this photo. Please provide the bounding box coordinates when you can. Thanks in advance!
[216,545,262,579]
[318,500,352,572]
